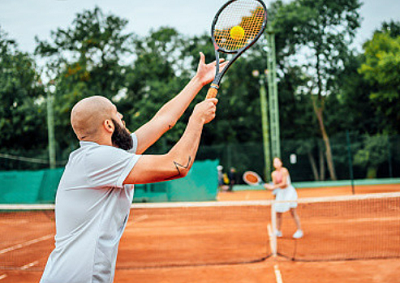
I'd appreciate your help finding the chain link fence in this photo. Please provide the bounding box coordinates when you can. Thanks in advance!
[196,133,400,183]
[1,133,399,184]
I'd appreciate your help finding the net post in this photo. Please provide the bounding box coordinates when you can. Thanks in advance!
[270,201,277,257]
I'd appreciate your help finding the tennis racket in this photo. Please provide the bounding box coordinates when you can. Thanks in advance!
[206,0,268,99]
[243,171,278,195]
[243,171,265,186]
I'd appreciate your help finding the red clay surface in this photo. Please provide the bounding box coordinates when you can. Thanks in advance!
[0,183,399,283]
[3,259,400,283]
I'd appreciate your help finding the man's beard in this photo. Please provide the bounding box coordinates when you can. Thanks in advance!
[111,119,133,151]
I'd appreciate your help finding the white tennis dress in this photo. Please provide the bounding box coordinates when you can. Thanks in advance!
[274,175,298,213]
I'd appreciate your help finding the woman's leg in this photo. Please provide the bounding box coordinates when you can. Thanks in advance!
[290,208,301,230]
[277,212,283,231]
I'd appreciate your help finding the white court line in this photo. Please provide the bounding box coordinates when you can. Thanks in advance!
[0,234,53,255]
[274,264,283,283]
[0,274,7,281]
[267,224,272,238]
[267,224,276,257]
[0,215,149,255]
[21,260,39,270]
[345,216,399,223]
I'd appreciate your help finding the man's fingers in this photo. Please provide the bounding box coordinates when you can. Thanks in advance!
[199,52,205,65]
[206,98,218,105]
[218,61,229,72]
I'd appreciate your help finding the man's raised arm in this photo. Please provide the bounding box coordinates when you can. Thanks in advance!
[133,53,227,154]
[124,98,218,185]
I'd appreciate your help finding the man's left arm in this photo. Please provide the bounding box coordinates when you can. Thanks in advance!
[133,52,227,154]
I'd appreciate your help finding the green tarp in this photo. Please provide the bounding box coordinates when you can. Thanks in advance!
[0,168,64,204]
[166,159,219,202]
[0,160,219,204]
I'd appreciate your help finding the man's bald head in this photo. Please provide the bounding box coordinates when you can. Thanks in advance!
[71,96,115,140]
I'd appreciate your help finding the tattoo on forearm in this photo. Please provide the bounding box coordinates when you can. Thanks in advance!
[174,156,191,176]
[162,156,192,181]
[165,156,192,180]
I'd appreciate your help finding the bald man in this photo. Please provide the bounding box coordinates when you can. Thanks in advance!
[40,53,226,283]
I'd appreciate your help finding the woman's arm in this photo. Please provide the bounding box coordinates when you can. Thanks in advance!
[264,169,289,190]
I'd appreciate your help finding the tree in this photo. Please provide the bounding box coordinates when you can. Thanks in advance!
[272,0,362,180]
[35,7,134,155]
[0,28,46,169]
[116,27,193,153]
[359,32,400,133]
[277,65,325,180]
[354,134,389,178]
[335,53,382,133]
[376,20,400,38]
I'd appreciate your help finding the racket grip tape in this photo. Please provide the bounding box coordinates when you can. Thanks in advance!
[206,84,219,99]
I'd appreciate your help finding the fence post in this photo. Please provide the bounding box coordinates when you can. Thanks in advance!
[346,131,355,195]
[388,137,393,178]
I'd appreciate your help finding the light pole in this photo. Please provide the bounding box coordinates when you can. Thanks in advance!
[266,24,281,159]
[252,69,271,182]
[47,81,56,169]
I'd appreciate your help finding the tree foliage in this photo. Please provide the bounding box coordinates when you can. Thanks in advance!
[34,7,134,153]
[1,4,399,180]
[271,0,362,180]
[359,32,400,133]
[354,134,390,178]
[0,29,46,160]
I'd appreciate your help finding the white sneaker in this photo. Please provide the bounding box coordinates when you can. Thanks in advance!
[275,230,282,237]
[293,229,303,239]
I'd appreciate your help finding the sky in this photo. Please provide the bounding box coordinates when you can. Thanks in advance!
[0,0,400,54]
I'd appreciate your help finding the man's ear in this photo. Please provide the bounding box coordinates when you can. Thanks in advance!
[103,119,114,134]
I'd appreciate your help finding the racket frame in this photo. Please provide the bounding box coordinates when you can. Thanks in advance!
[207,0,268,97]
[243,170,265,186]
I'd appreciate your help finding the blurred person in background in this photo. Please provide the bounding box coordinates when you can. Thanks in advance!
[264,157,303,239]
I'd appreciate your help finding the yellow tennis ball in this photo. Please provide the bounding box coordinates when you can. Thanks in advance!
[230,26,244,40]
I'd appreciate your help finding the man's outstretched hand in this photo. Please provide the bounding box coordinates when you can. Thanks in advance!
[195,52,229,87]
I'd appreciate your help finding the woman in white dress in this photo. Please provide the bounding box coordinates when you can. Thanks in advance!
[264,157,303,239]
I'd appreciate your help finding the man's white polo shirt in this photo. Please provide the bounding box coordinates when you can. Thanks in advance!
[40,134,141,283]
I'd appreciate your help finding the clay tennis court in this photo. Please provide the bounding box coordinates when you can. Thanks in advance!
[1,183,400,283]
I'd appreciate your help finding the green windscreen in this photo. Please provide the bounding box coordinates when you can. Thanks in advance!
[0,160,219,204]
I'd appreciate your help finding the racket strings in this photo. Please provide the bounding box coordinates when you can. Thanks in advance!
[214,0,266,51]
[244,172,261,184]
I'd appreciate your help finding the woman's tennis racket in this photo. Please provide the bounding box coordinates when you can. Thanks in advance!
[243,171,278,195]
[243,171,265,185]
[206,0,268,99]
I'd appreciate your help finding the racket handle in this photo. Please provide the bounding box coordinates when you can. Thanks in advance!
[206,84,219,99]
